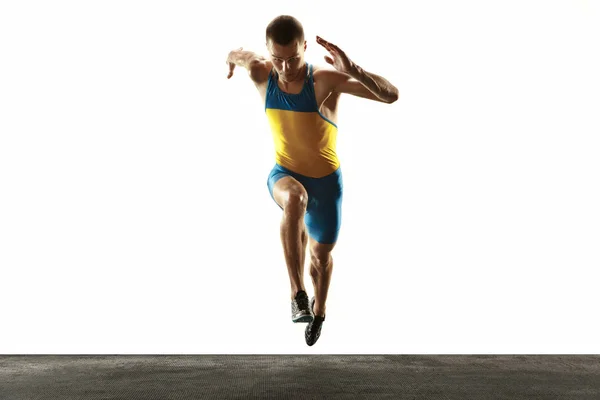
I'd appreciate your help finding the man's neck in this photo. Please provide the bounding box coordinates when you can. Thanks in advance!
[279,63,307,87]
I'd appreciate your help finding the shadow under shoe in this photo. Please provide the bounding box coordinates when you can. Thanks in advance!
[305,297,325,346]
[292,290,314,323]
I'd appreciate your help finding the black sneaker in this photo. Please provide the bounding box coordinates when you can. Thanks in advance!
[291,290,313,323]
[305,297,325,346]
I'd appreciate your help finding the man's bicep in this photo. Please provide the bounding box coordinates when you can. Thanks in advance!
[334,78,387,103]
[318,69,386,103]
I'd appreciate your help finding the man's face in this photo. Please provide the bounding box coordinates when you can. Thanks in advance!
[267,39,306,82]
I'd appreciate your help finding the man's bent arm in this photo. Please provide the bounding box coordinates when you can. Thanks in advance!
[347,63,399,103]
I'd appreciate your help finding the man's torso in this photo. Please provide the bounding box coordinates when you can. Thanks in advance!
[254,61,342,177]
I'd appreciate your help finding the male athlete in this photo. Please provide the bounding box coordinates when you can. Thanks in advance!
[226,15,398,346]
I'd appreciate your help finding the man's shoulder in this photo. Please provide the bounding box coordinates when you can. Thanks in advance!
[250,59,274,84]
[311,65,349,87]
[312,64,331,77]
[312,65,346,79]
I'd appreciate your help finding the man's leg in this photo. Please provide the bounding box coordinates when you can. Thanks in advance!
[308,237,336,317]
[303,168,342,344]
[272,176,310,299]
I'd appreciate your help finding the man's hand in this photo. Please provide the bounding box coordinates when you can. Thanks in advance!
[226,47,243,79]
[316,36,356,75]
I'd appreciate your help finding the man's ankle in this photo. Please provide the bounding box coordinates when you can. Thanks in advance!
[292,288,306,299]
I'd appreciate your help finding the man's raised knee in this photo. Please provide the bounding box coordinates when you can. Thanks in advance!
[283,190,308,214]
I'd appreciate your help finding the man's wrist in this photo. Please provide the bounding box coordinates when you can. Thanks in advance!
[348,61,363,79]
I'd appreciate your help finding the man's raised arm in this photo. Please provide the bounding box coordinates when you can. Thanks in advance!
[316,36,399,103]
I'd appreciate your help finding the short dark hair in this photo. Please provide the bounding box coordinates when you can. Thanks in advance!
[266,15,304,46]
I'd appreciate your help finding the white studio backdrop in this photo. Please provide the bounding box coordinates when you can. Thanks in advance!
[0,0,599,353]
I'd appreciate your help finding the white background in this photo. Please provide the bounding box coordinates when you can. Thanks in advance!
[1,0,598,353]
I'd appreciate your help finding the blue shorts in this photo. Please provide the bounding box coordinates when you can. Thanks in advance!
[267,163,343,244]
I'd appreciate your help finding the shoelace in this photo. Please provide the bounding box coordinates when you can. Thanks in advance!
[294,295,309,312]
[307,316,324,337]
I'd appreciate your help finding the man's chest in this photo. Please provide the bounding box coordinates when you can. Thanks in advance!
[257,68,340,122]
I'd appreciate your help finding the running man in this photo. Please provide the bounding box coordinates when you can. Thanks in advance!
[226,15,398,346]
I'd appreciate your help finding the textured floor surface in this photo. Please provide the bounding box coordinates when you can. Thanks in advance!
[1,355,599,399]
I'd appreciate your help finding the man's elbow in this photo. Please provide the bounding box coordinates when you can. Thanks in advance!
[386,91,399,104]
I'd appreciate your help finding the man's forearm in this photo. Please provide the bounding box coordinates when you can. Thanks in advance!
[227,50,265,69]
[348,63,399,103]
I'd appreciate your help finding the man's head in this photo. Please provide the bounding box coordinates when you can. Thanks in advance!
[266,15,307,82]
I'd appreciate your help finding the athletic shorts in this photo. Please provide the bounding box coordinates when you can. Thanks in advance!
[267,163,343,244]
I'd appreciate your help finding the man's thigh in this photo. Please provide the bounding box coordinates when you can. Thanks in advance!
[304,169,343,245]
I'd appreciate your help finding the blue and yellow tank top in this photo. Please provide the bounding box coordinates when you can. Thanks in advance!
[265,62,339,178]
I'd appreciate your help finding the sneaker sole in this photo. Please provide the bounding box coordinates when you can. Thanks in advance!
[292,314,314,323]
